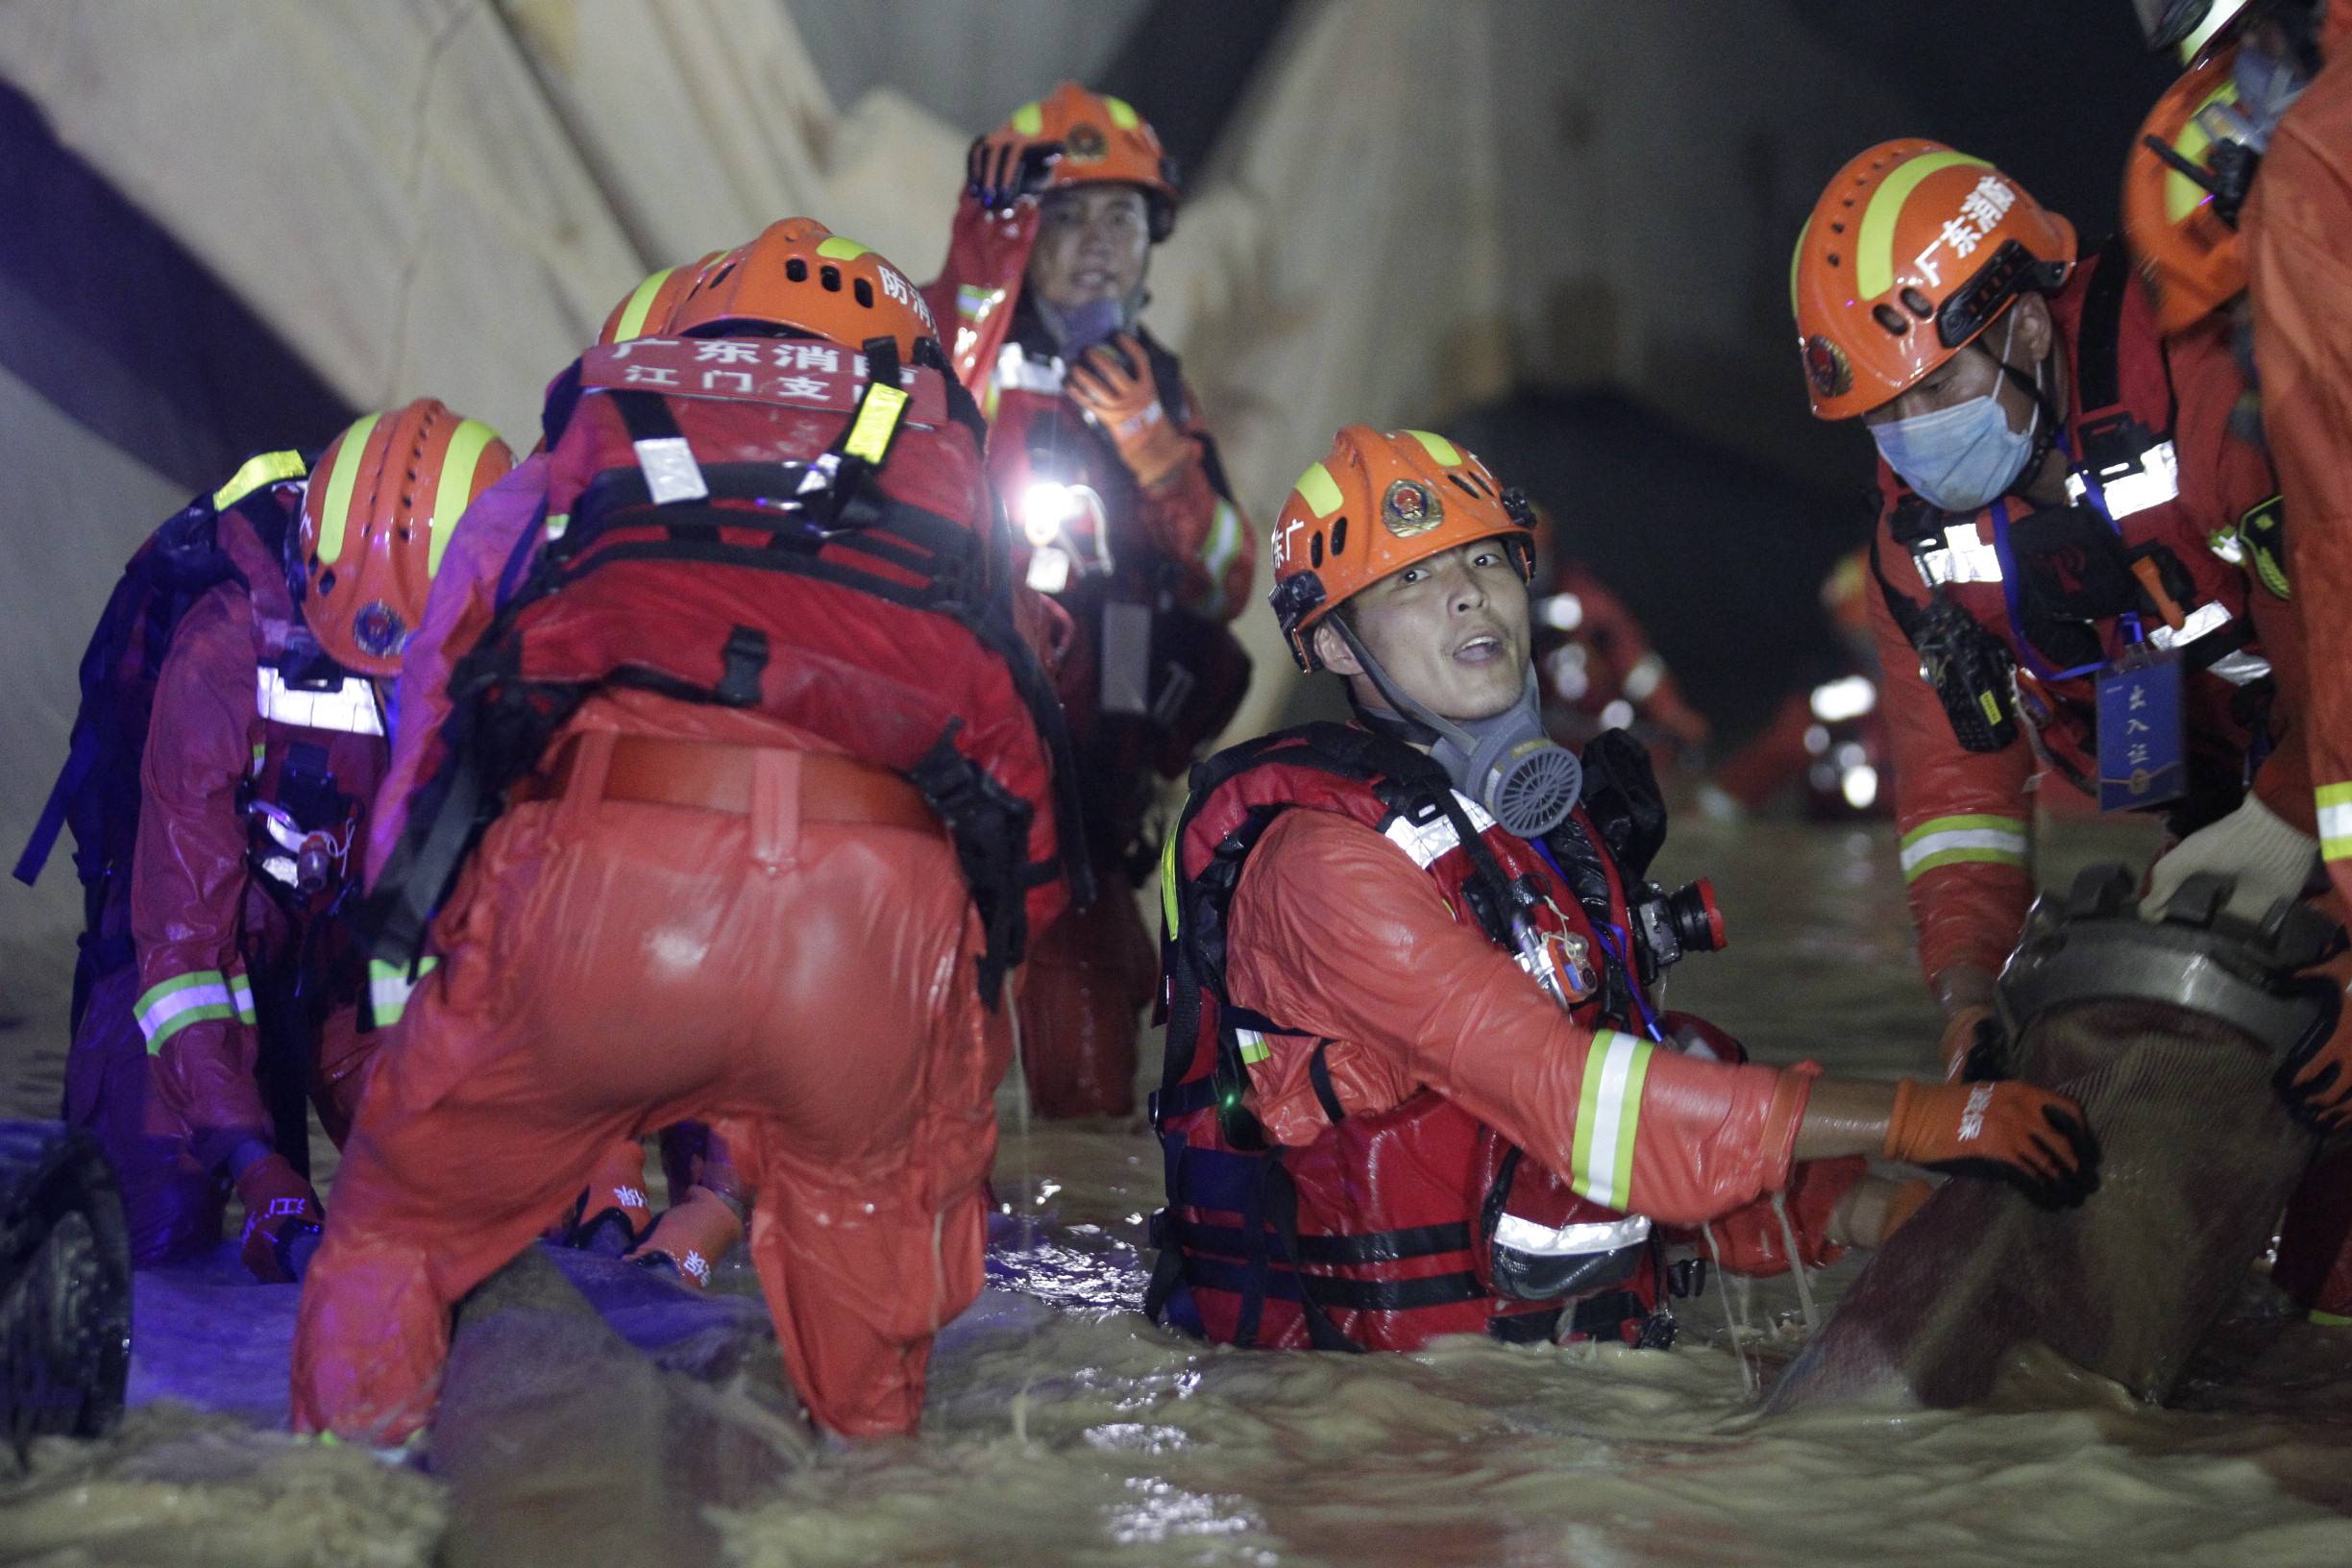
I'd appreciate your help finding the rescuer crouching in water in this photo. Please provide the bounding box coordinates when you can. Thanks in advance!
[1146,426,2099,1351]
[292,217,1082,1442]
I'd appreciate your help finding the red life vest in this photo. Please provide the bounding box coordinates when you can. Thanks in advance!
[364,335,1085,998]
[1869,241,2272,813]
[1146,723,1694,1353]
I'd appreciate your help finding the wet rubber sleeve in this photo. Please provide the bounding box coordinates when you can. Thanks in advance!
[1868,513,2036,986]
[132,587,267,1162]
[1223,810,1806,1225]
[365,453,551,884]
[1138,374,1252,622]
[2248,55,2352,890]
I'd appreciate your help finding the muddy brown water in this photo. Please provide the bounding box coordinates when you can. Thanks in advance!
[8,815,2352,1567]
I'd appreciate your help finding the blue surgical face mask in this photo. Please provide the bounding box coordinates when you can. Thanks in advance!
[1869,311,2042,514]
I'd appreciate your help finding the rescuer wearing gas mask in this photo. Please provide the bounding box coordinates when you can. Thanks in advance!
[2124,0,2352,1320]
[1142,425,2096,1353]
[924,83,1255,1119]
[1793,141,2329,1075]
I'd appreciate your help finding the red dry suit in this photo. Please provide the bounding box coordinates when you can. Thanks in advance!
[2247,43,2352,906]
[924,201,1254,1118]
[1147,724,1853,1351]
[292,334,1075,1442]
[65,468,386,1262]
[1869,243,2300,991]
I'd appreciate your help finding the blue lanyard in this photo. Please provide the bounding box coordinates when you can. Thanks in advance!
[1530,839,1663,1042]
[1987,432,2144,682]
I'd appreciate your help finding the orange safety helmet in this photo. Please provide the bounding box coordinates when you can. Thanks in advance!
[2124,42,2253,333]
[984,82,1179,240]
[2135,0,2254,60]
[1268,426,1536,673]
[597,250,726,345]
[668,218,941,363]
[1792,140,2077,421]
[297,399,515,676]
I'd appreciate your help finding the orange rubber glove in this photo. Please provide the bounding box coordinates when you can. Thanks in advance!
[1882,1077,2098,1209]
[1066,334,1192,491]
[234,1152,325,1284]
[546,1138,653,1254]
[626,1184,746,1289]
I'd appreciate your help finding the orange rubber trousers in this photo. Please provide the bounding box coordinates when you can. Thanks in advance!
[291,737,1008,1441]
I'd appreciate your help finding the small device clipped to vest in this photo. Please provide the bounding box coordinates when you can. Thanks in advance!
[1629,878,1727,983]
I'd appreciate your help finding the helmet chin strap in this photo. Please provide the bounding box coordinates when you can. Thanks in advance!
[1330,617,1581,837]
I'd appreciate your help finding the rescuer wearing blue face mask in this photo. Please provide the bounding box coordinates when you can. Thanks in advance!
[1793,140,2316,1079]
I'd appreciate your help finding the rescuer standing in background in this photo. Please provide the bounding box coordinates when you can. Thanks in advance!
[927,83,1255,1119]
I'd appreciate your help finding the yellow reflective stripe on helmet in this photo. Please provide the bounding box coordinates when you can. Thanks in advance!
[2318,783,2352,864]
[429,419,501,576]
[1571,1029,1654,1210]
[1161,817,1183,936]
[1293,461,1343,518]
[842,383,909,464]
[1859,150,1991,299]
[313,412,382,568]
[1012,101,1043,136]
[1404,429,1461,466]
[613,264,679,344]
[816,235,871,261]
[212,450,307,512]
[1104,95,1139,130]
[1789,214,1813,319]
[2167,78,2242,221]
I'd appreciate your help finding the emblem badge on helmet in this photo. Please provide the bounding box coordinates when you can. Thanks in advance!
[1803,334,1853,399]
[1384,479,1442,538]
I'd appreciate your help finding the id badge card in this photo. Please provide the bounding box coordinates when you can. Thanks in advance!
[2095,646,2185,812]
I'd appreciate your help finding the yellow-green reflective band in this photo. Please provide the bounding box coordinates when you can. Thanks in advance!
[545,511,570,541]
[1899,813,2030,883]
[368,955,439,1029]
[314,413,382,568]
[1404,429,1460,466]
[135,969,236,1051]
[1788,215,1812,319]
[1104,95,1139,130]
[2317,783,2352,863]
[1293,461,1343,519]
[1160,820,1183,936]
[230,970,257,1024]
[2312,1310,2352,1327]
[429,419,501,576]
[613,264,677,345]
[1236,1028,1270,1066]
[213,450,307,512]
[1011,102,1043,136]
[1858,150,1990,299]
[1571,1029,1653,1210]
[843,383,909,465]
[251,742,267,773]
[816,235,871,261]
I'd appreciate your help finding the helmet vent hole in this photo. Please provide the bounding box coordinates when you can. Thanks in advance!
[820,265,843,292]
[1447,474,1482,501]
[1901,287,1935,319]
[1311,530,1326,567]
[1829,220,1845,233]
[709,260,737,286]
[1826,252,1841,267]
[318,569,337,597]
[784,257,808,282]
[854,278,874,307]
[1873,304,1910,335]
[1330,516,1347,555]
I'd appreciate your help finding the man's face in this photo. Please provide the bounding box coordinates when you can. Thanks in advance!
[1026,185,1151,312]
[1315,540,1531,723]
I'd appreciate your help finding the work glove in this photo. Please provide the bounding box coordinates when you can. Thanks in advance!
[1066,334,1192,491]
[2277,996,2352,1131]
[625,1184,745,1289]
[2141,794,2320,924]
[1882,1077,2099,1209]
[1937,1002,2005,1082]
[966,132,1064,211]
[235,1153,325,1285]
